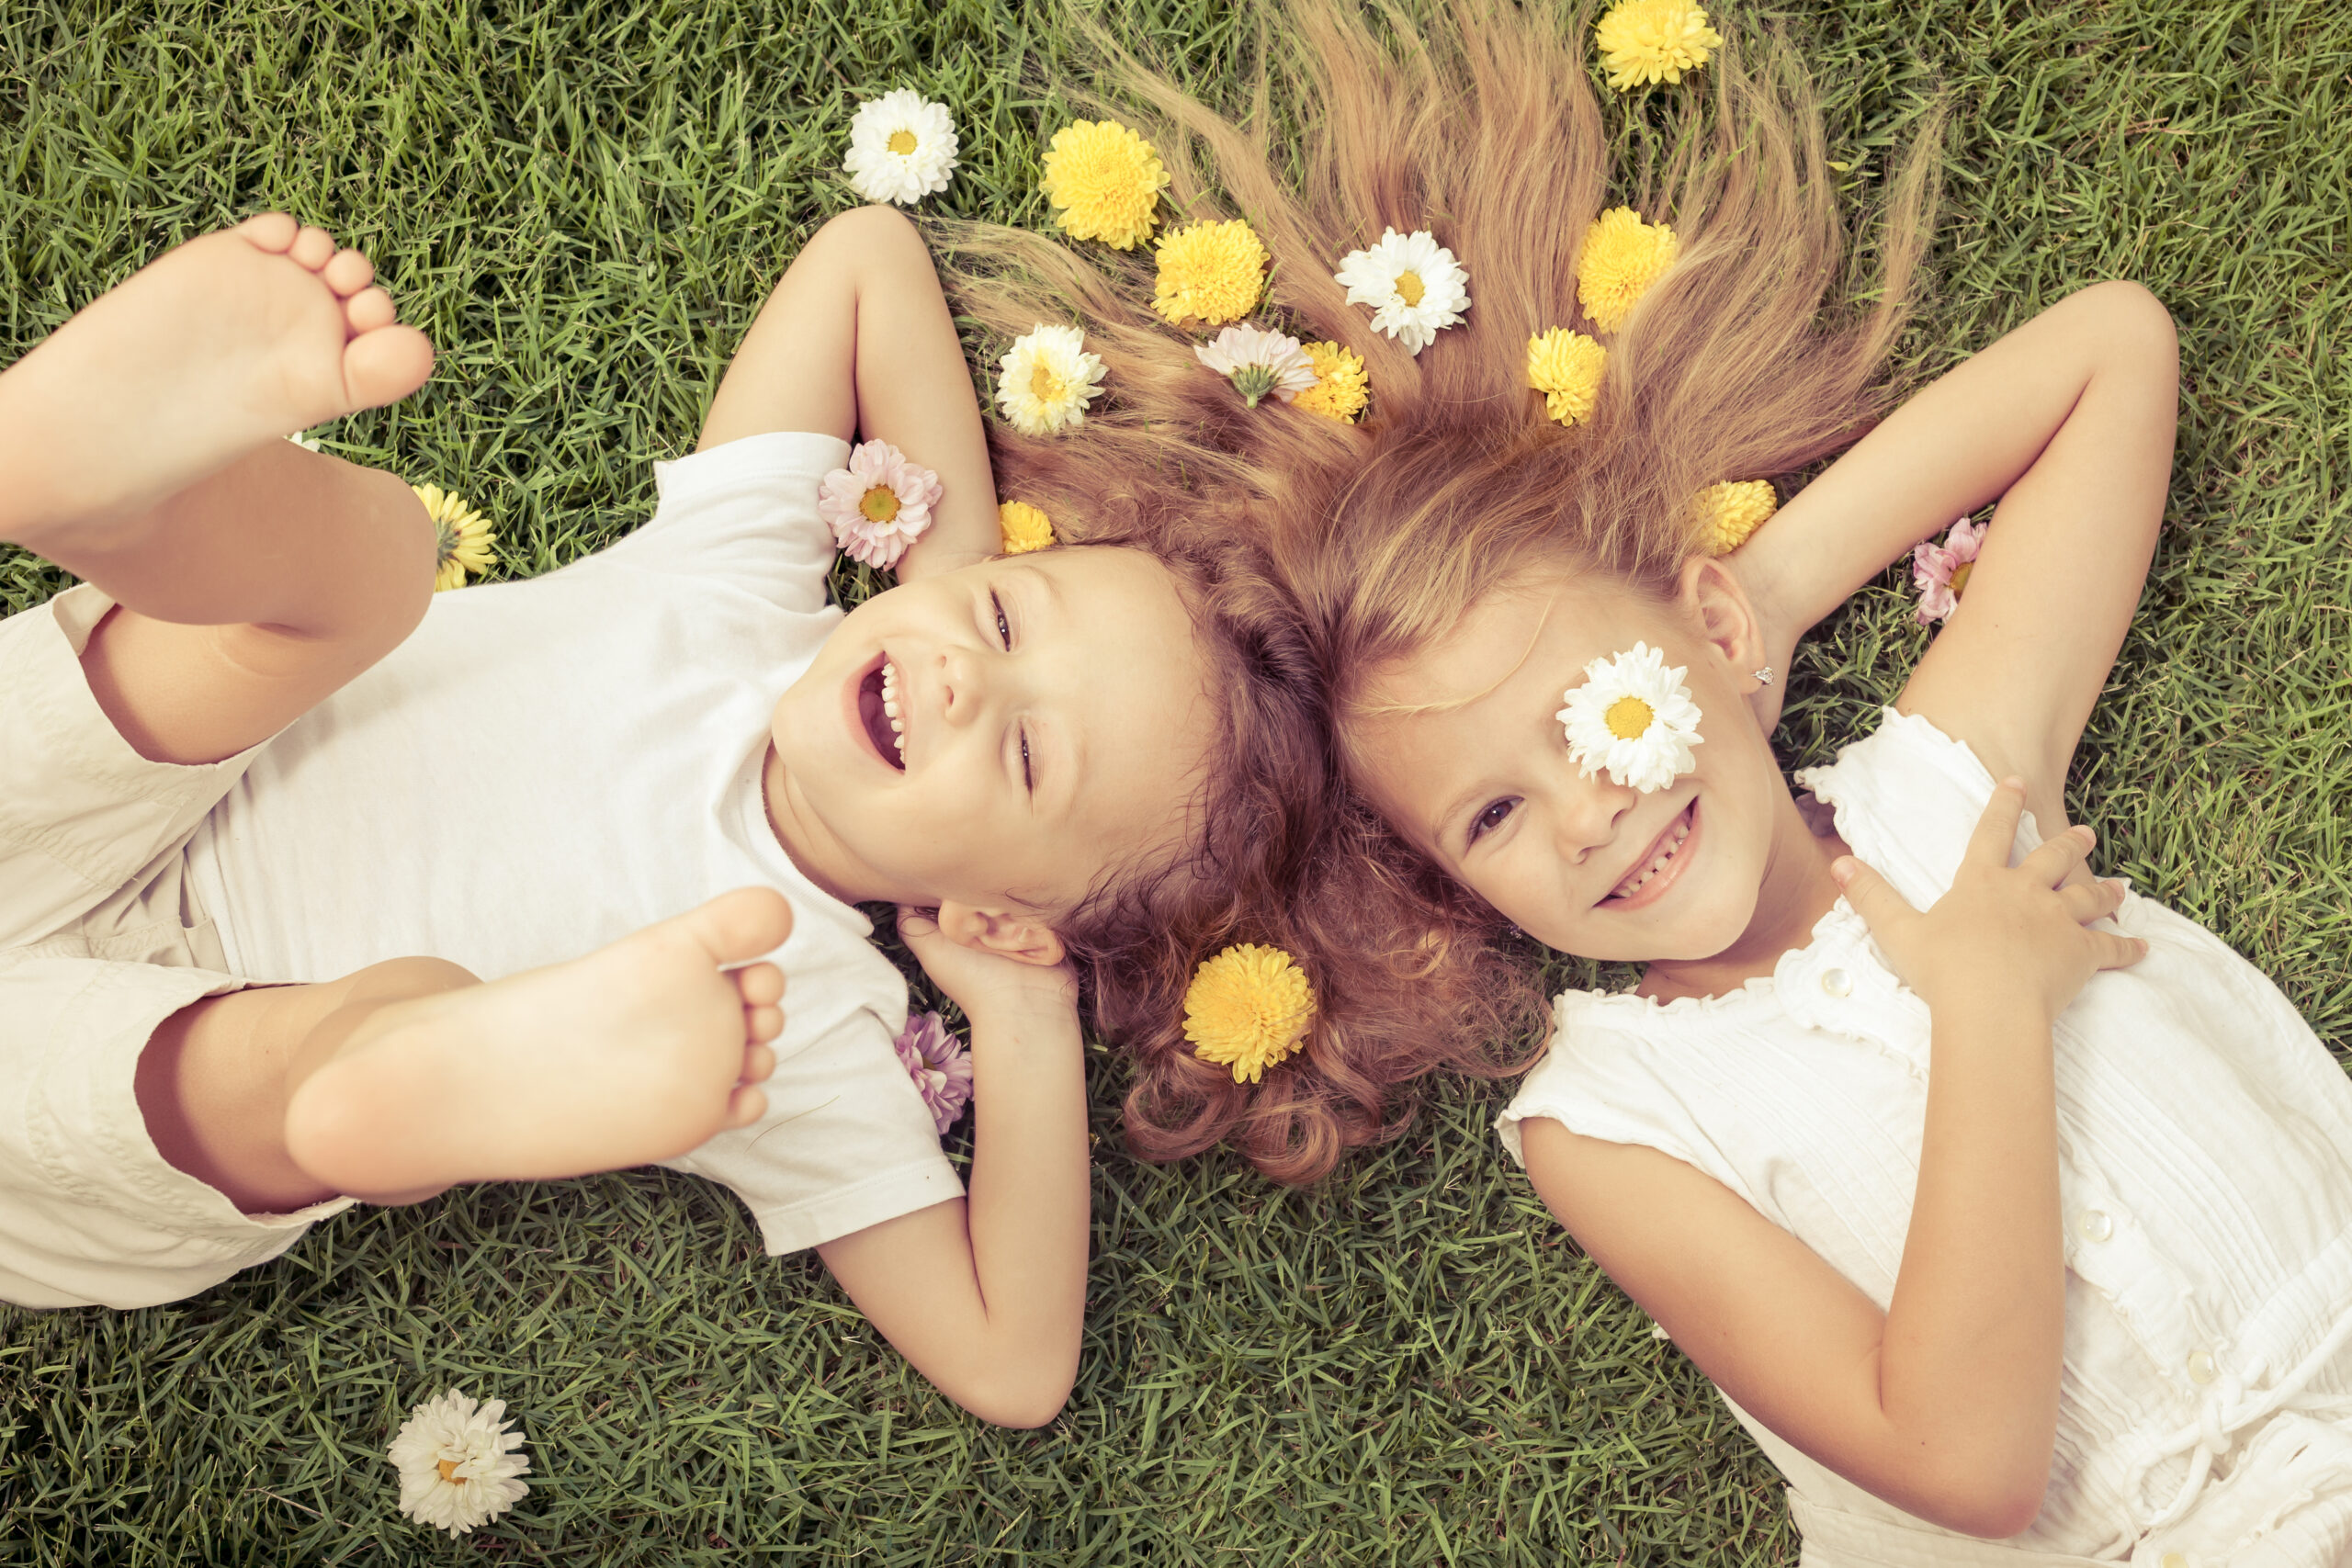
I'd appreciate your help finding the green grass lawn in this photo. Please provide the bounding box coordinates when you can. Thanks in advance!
[4,0,2348,1561]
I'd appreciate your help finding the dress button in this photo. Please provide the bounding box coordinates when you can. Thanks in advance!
[1819,967,1853,998]
[2186,1350,2219,1385]
[2075,1210,2114,1243]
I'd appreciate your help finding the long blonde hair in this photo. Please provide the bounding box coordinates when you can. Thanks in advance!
[933,0,1941,1181]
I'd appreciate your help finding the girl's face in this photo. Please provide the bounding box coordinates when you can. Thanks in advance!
[1352,561,1784,962]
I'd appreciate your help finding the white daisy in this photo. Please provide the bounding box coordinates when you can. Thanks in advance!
[1555,641,1703,793]
[1193,323,1318,408]
[387,1389,531,1538]
[1331,228,1471,355]
[842,89,959,207]
[994,323,1107,435]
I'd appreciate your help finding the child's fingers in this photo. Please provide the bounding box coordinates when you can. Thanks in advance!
[1829,855,1917,931]
[2021,821,2097,887]
[2088,931,2151,972]
[2055,878,2126,927]
[1962,778,2030,865]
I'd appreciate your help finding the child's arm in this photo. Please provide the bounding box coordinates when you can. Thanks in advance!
[1731,281,2178,795]
[1525,784,2147,1537]
[814,911,1088,1427]
[698,205,1001,580]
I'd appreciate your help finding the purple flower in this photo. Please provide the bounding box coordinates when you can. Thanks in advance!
[1910,515,1986,626]
[893,1011,974,1134]
[818,440,943,570]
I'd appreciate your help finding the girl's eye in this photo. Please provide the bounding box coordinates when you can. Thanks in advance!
[1020,728,1033,795]
[991,591,1012,650]
[1467,798,1517,845]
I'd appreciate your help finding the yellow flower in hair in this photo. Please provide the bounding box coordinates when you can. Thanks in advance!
[1595,0,1725,91]
[1526,328,1607,427]
[998,500,1056,555]
[1150,220,1268,327]
[1040,119,1169,250]
[1577,207,1680,333]
[1293,342,1370,424]
[1183,943,1317,1085]
[1693,479,1778,554]
[414,484,495,592]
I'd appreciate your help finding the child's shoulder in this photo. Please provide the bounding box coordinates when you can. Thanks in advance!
[1794,707,2031,914]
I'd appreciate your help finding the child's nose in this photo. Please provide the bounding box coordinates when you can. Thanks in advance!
[936,645,985,727]
[1550,774,1636,863]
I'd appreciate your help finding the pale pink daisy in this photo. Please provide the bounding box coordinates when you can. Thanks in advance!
[1910,516,1987,626]
[818,441,943,570]
[1194,323,1318,409]
[894,1011,975,1134]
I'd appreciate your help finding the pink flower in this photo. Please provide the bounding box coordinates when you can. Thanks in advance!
[1910,515,1986,626]
[893,1011,974,1134]
[818,441,944,570]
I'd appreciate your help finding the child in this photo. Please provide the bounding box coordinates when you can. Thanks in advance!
[1257,24,2352,1568]
[0,203,1328,1429]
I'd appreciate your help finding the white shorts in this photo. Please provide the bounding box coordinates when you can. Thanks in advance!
[0,585,349,1309]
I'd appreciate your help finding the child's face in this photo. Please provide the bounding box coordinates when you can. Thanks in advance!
[1352,565,1783,962]
[768,546,1216,919]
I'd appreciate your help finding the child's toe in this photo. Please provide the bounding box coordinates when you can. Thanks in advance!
[341,323,434,412]
[726,1085,769,1129]
[288,225,337,270]
[237,212,299,252]
[741,1041,777,1082]
[322,247,377,299]
[344,286,397,334]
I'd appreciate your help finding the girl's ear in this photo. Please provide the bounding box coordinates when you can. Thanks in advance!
[933,900,1069,968]
[1676,555,1769,690]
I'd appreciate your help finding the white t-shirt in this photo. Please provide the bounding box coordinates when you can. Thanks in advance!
[184,432,962,1254]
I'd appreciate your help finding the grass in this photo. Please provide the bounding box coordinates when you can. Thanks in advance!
[3,0,2348,1561]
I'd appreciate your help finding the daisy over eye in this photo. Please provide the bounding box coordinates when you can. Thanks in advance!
[1555,642,1703,793]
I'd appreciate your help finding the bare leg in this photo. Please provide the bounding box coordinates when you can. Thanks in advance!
[141,889,793,1212]
[0,213,439,763]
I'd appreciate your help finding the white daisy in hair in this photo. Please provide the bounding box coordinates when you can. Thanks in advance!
[1556,641,1703,793]
[995,322,1108,435]
[843,88,959,206]
[1332,227,1471,355]
[1194,323,1319,408]
[387,1388,531,1538]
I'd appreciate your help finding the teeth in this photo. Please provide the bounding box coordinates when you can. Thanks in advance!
[1611,812,1692,900]
[879,661,907,755]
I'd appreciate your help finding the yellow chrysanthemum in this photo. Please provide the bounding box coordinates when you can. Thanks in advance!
[1526,327,1607,426]
[1292,341,1370,424]
[1040,119,1169,250]
[1150,220,1268,326]
[1183,943,1317,1085]
[1693,479,1778,554]
[1577,207,1681,333]
[999,500,1056,555]
[414,483,494,592]
[1595,0,1724,90]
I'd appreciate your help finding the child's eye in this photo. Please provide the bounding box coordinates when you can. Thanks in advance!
[1467,798,1517,845]
[1020,727,1033,795]
[991,591,1012,650]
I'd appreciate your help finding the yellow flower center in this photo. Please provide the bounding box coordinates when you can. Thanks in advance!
[1605,695,1656,739]
[436,1458,461,1483]
[1396,270,1426,307]
[1949,561,1974,597]
[1030,362,1067,400]
[859,486,900,525]
[887,129,917,155]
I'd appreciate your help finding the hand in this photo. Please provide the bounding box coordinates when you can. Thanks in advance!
[1830,778,2148,1022]
[895,907,1079,1021]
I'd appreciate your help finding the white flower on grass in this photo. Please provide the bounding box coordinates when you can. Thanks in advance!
[387,1389,531,1538]
[1194,323,1319,408]
[1556,641,1703,793]
[1332,228,1471,355]
[842,89,959,206]
[995,323,1108,435]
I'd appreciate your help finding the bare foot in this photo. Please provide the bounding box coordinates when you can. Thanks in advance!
[0,213,435,543]
[282,889,794,1201]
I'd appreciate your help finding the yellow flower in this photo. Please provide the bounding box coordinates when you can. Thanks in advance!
[998,500,1056,555]
[1693,479,1778,554]
[1150,220,1267,326]
[1183,943,1317,1085]
[1040,119,1169,250]
[1577,207,1680,333]
[414,483,494,592]
[1595,0,1725,91]
[1526,327,1607,426]
[1292,341,1370,424]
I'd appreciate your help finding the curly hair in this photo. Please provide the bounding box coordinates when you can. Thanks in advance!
[930,0,1939,1183]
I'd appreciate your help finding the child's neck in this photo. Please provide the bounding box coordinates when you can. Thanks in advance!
[759,743,873,908]
[1636,788,1849,1003]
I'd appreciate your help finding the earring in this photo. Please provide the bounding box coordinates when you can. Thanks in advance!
[1751,665,1775,686]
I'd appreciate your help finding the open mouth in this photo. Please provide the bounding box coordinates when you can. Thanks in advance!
[1606,799,1697,905]
[857,657,909,770]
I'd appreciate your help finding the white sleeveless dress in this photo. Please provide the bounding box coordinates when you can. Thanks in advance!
[1498,710,2352,1567]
